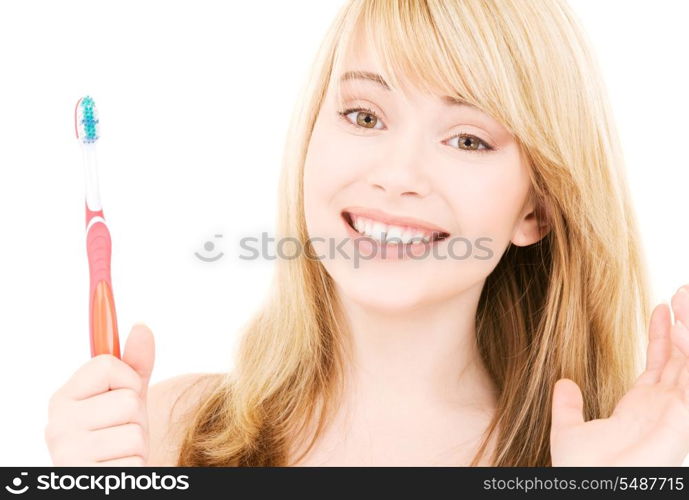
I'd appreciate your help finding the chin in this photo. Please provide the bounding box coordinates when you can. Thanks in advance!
[333,269,440,313]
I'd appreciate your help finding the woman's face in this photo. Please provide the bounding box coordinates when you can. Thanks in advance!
[303,41,541,312]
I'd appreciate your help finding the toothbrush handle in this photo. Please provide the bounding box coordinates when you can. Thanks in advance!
[86,204,121,358]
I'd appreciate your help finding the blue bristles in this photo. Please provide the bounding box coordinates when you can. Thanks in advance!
[78,95,100,144]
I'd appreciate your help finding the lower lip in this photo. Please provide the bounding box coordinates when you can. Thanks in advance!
[341,213,445,261]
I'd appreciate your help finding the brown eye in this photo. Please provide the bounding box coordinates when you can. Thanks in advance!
[447,133,493,153]
[356,111,377,128]
[460,136,479,150]
[340,108,385,130]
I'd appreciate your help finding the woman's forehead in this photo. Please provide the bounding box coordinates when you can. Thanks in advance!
[338,42,414,93]
[330,20,517,140]
[334,31,468,107]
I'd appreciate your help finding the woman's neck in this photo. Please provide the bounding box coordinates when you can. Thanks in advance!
[286,281,499,465]
[335,279,498,419]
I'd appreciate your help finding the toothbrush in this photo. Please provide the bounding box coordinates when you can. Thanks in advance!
[75,96,121,358]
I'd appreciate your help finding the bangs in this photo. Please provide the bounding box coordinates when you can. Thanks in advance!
[326,0,528,139]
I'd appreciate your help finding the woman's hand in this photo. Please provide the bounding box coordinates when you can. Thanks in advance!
[550,286,689,466]
[44,323,155,466]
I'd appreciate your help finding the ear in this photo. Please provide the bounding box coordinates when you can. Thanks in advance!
[511,198,550,247]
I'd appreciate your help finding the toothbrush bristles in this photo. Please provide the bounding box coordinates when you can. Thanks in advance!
[75,95,100,144]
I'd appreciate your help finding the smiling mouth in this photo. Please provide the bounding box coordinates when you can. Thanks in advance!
[341,210,450,244]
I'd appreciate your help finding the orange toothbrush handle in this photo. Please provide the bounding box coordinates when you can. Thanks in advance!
[86,204,121,358]
[90,280,121,358]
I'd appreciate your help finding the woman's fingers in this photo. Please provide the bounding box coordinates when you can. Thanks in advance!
[671,287,689,355]
[59,354,142,402]
[671,319,689,359]
[638,303,672,385]
[551,378,585,435]
[659,287,689,387]
[85,423,148,463]
[659,349,686,386]
[671,320,689,389]
[45,324,155,467]
[72,388,147,431]
[677,359,689,389]
[671,322,689,390]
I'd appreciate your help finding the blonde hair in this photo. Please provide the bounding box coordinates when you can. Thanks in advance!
[177,0,651,466]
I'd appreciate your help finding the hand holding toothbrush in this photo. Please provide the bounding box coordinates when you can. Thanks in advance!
[44,96,156,466]
[44,324,156,466]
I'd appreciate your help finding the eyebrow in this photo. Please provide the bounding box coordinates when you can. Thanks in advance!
[339,70,473,108]
[340,70,391,90]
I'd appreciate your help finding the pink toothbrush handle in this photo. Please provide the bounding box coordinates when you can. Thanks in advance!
[86,203,121,358]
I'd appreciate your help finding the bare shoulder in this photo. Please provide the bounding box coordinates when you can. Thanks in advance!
[146,372,225,466]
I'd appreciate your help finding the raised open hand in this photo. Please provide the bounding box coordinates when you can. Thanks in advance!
[550,286,689,466]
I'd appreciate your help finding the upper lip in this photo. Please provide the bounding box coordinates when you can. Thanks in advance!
[341,206,451,237]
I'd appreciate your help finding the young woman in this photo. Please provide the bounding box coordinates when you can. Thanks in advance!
[45,0,689,467]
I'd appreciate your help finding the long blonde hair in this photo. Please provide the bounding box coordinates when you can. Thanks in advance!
[177,0,651,466]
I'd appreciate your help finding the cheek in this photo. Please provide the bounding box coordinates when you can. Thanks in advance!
[303,122,352,237]
[303,115,379,222]
[441,160,531,248]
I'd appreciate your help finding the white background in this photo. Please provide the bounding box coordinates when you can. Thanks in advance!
[0,0,687,466]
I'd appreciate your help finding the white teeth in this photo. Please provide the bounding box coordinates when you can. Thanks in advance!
[371,222,387,241]
[365,220,373,236]
[348,214,437,244]
[385,226,404,242]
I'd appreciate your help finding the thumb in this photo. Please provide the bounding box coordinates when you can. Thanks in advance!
[122,322,155,399]
[551,378,585,433]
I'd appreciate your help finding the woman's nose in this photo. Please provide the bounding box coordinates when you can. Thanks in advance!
[364,137,432,198]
